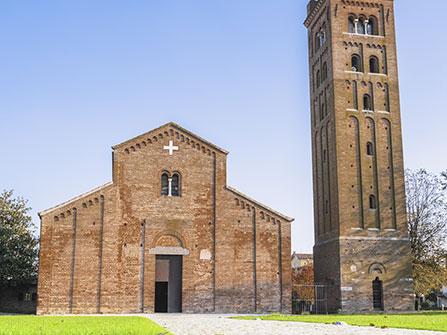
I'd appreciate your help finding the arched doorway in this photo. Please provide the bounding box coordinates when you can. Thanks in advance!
[372,277,384,311]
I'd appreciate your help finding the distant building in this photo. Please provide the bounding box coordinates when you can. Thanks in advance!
[0,284,37,314]
[437,286,447,309]
[292,253,313,270]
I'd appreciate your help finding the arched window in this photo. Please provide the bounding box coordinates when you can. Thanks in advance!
[321,25,327,46]
[366,142,374,155]
[348,16,356,33]
[368,16,379,35]
[161,173,169,196]
[369,195,377,209]
[357,18,366,34]
[353,80,358,110]
[171,173,180,197]
[384,83,390,112]
[322,62,328,81]
[363,94,372,110]
[316,70,321,87]
[372,277,384,311]
[351,54,361,72]
[315,33,320,52]
[369,56,379,73]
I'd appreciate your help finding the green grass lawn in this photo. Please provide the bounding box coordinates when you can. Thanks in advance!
[0,315,172,335]
[234,312,447,332]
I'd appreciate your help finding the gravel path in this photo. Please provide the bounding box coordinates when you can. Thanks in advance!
[145,314,447,335]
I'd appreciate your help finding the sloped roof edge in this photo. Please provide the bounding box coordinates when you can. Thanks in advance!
[38,182,113,217]
[225,186,294,223]
[112,122,229,155]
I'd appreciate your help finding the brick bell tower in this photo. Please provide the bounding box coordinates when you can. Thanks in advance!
[304,0,414,313]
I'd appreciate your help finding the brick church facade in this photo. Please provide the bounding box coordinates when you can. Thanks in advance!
[37,123,293,314]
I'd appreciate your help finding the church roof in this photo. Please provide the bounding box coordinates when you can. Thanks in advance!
[111,122,229,155]
[38,182,113,217]
[225,186,294,223]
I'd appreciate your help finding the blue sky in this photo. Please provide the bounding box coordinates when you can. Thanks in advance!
[0,0,445,253]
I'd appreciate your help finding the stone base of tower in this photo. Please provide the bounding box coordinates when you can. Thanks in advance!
[314,237,415,314]
[314,239,342,314]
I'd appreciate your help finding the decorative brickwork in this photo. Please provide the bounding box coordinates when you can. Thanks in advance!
[305,0,414,313]
[37,122,293,314]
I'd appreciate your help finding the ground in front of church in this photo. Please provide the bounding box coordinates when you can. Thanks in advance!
[146,314,445,335]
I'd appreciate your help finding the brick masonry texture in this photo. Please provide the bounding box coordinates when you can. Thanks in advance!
[305,0,414,313]
[36,123,293,315]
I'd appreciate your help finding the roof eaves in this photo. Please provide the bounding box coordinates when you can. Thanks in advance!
[38,181,113,217]
[111,122,229,155]
[225,186,294,222]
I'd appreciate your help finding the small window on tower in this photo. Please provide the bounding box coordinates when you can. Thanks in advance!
[351,54,361,72]
[315,33,320,52]
[369,56,380,73]
[321,24,327,46]
[369,195,377,209]
[322,62,328,81]
[316,70,321,87]
[363,94,372,111]
[366,142,374,156]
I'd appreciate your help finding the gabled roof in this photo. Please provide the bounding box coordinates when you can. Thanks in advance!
[111,122,229,155]
[225,186,294,223]
[292,253,313,259]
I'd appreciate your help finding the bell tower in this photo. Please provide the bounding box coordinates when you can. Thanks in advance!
[304,0,414,313]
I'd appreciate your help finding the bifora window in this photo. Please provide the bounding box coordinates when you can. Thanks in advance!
[161,172,181,197]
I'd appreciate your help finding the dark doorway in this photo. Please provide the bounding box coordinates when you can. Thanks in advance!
[372,277,384,311]
[155,282,168,312]
[155,255,182,313]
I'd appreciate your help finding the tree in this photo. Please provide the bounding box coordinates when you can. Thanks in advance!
[0,190,38,287]
[292,265,314,314]
[405,169,447,298]
[442,170,447,190]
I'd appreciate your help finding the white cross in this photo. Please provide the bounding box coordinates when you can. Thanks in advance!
[163,140,178,155]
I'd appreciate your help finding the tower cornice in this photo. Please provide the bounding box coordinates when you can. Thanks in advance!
[304,0,325,28]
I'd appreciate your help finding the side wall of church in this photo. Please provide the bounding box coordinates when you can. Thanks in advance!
[216,189,292,314]
[37,184,115,314]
